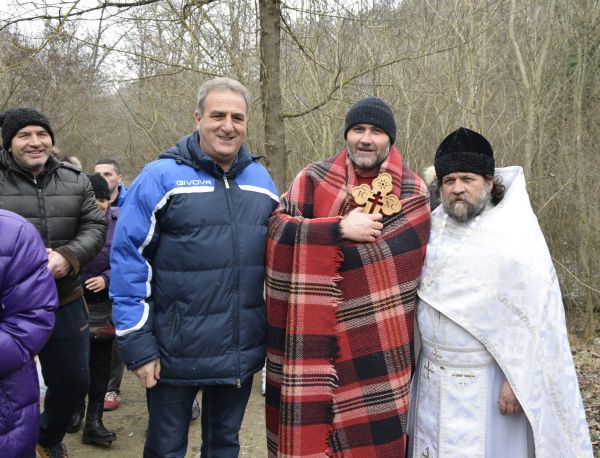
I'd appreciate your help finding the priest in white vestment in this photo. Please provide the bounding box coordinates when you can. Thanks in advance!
[408,127,592,458]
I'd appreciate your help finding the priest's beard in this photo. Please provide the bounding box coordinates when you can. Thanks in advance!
[442,188,492,222]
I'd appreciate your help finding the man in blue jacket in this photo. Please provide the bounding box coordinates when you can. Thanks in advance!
[110,77,278,458]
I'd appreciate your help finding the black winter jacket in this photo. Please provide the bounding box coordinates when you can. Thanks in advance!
[0,149,106,304]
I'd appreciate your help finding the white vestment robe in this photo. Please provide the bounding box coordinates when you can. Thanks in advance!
[409,166,592,458]
[410,299,534,458]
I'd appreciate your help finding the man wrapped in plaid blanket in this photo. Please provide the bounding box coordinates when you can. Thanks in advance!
[266,97,431,457]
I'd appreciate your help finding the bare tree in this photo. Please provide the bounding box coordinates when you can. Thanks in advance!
[1,0,597,335]
[260,0,287,192]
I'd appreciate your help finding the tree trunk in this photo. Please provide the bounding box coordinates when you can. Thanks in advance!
[508,0,556,178]
[573,30,595,340]
[259,0,287,193]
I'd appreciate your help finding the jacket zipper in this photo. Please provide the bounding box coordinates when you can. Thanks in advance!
[33,177,49,244]
[8,161,59,246]
[223,174,241,388]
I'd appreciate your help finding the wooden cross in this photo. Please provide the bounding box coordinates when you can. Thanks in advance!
[351,172,402,216]
[424,360,434,379]
[367,191,384,212]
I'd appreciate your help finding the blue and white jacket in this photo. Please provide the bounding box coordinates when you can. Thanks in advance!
[110,132,278,386]
[112,184,127,208]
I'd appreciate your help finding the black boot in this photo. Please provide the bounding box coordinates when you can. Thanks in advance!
[66,402,85,434]
[81,402,116,446]
[36,442,69,458]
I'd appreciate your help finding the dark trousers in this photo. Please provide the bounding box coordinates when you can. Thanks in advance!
[107,340,125,393]
[144,376,253,458]
[38,297,90,446]
[89,338,112,403]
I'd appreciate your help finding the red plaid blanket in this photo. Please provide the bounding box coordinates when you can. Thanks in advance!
[266,147,430,457]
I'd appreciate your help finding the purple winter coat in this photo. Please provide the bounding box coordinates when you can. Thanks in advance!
[81,207,119,304]
[0,209,58,458]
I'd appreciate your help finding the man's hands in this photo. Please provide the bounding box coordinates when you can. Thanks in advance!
[340,207,383,243]
[133,359,161,388]
[498,380,522,415]
[85,276,106,293]
[47,249,71,279]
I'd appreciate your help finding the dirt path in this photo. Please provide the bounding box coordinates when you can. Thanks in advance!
[61,337,600,457]
[62,373,266,457]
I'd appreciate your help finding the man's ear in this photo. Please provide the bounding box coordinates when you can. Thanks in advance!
[194,110,202,128]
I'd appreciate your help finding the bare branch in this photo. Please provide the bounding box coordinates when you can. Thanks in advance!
[0,0,163,31]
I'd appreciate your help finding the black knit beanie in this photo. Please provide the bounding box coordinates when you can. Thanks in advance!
[0,108,55,151]
[87,173,111,201]
[344,97,396,145]
[434,127,494,179]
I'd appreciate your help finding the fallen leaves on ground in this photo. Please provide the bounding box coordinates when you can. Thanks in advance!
[572,336,600,455]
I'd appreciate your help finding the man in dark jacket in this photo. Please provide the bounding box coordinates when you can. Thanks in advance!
[110,77,278,458]
[0,108,106,458]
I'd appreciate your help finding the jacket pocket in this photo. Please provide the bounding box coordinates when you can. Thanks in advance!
[165,302,183,356]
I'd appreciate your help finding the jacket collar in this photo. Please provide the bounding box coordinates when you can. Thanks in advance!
[0,148,64,180]
[159,131,255,179]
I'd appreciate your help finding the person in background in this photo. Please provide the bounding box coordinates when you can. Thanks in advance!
[0,107,106,458]
[94,159,127,412]
[52,147,82,170]
[265,97,430,457]
[67,174,118,447]
[0,210,58,458]
[95,159,127,207]
[408,127,592,457]
[422,164,440,210]
[110,77,278,457]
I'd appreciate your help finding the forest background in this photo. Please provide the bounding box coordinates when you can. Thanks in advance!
[3,0,600,454]
[1,0,598,339]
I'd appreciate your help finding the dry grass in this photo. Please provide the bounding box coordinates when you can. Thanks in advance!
[572,336,600,456]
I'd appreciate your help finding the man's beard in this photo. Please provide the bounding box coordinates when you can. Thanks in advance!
[442,188,492,222]
[347,143,390,173]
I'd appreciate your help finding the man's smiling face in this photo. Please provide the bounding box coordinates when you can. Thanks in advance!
[346,123,391,177]
[195,89,248,172]
[10,125,52,177]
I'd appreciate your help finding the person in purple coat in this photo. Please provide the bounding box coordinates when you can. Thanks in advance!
[67,173,119,446]
[0,209,58,458]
